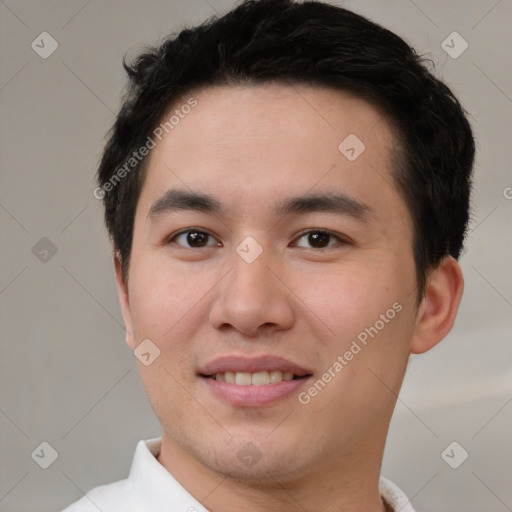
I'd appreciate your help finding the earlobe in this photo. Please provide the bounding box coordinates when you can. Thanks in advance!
[114,252,136,350]
[410,256,464,354]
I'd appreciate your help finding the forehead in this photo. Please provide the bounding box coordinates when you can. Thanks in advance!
[137,83,406,225]
[155,83,394,162]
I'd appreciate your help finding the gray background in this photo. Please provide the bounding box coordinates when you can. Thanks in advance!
[0,0,511,511]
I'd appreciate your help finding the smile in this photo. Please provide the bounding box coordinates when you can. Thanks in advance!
[204,370,305,385]
[197,354,313,406]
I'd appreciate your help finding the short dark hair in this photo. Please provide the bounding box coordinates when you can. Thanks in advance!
[97,0,475,303]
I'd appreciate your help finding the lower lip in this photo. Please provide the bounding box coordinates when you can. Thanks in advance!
[201,376,312,407]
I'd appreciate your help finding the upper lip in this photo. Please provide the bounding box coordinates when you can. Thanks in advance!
[198,355,312,377]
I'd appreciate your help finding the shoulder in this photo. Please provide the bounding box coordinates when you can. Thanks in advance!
[379,475,419,512]
[60,437,162,512]
[59,478,137,512]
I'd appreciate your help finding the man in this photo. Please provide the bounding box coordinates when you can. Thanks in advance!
[63,0,474,510]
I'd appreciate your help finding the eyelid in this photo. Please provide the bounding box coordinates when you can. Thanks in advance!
[165,228,352,249]
[166,228,220,248]
[293,228,351,248]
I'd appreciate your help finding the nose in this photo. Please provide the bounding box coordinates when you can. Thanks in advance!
[209,245,295,338]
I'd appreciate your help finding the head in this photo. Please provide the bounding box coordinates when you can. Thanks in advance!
[97,0,474,488]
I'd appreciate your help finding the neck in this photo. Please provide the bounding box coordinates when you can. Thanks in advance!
[157,432,390,512]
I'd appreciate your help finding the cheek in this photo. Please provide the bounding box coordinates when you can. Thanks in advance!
[291,259,399,341]
[127,255,218,355]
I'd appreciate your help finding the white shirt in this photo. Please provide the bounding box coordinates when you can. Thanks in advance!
[61,437,417,512]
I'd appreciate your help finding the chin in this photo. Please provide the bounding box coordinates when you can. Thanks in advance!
[186,432,313,486]
[210,451,309,486]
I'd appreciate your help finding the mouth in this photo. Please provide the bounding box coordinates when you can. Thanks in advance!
[197,355,313,406]
[200,370,310,385]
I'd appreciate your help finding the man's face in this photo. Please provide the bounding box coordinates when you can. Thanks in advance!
[118,84,420,482]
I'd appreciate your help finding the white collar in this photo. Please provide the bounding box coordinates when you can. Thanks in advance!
[132,437,417,512]
[127,436,210,510]
[63,437,417,511]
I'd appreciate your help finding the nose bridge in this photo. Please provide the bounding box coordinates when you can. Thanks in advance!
[209,237,295,335]
[229,239,277,304]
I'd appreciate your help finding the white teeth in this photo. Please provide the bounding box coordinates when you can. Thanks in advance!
[269,370,282,383]
[235,372,252,386]
[251,371,270,385]
[224,371,236,383]
[211,370,301,385]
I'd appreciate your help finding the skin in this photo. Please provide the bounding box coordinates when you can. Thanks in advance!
[114,84,464,512]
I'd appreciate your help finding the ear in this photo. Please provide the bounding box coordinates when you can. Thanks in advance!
[410,255,464,354]
[114,252,136,350]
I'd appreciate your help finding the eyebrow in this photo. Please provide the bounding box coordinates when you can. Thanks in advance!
[147,188,372,222]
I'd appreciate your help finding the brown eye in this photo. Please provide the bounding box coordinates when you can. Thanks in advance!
[168,230,219,249]
[294,230,345,249]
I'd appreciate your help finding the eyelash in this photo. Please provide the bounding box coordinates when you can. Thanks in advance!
[166,228,349,250]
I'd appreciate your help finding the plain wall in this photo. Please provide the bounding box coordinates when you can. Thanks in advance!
[0,1,511,511]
